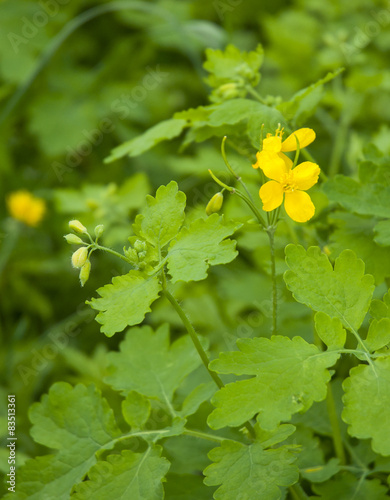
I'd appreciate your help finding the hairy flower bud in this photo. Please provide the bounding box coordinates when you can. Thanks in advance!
[134,240,147,252]
[206,192,224,216]
[71,247,88,268]
[69,220,88,234]
[94,224,104,239]
[79,260,91,287]
[217,83,240,100]
[64,233,84,245]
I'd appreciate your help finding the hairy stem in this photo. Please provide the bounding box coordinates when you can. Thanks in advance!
[163,287,256,438]
[183,429,229,443]
[95,244,131,264]
[163,289,224,389]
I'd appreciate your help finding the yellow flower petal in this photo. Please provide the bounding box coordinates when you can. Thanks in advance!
[259,181,284,211]
[278,152,293,170]
[257,151,289,182]
[292,162,320,190]
[262,135,282,153]
[281,128,316,152]
[284,190,315,222]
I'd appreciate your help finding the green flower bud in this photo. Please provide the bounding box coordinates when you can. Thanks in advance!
[71,247,88,268]
[138,251,147,260]
[94,224,104,239]
[206,192,224,216]
[217,83,240,100]
[134,239,147,252]
[69,220,88,234]
[79,260,91,287]
[64,233,84,245]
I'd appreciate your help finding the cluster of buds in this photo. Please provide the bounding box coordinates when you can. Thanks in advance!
[64,220,104,286]
[124,239,148,270]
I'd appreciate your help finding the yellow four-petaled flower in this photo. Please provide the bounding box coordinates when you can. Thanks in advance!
[6,190,46,227]
[253,127,320,223]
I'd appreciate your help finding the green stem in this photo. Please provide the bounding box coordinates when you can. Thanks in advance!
[163,289,224,389]
[266,222,277,335]
[208,170,266,228]
[246,86,267,105]
[183,429,229,444]
[163,287,256,438]
[95,244,131,264]
[221,136,254,202]
[326,382,346,465]
[289,483,309,500]
[233,189,266,228]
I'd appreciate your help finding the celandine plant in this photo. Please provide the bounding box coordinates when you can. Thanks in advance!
[7,45,390,500]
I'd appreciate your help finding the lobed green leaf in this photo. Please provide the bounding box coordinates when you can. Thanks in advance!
[87,271,162,337]
[284,245,375,331]
[208,335,339,430]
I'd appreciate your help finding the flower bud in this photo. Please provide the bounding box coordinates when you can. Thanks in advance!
[217,82,240,100]
[138,251,147,261]
[206,192,224,216]
[69,220,87,234]
[94,224,104,239]
[64,234,84,245]
[134,240,147,252]
[79,260,91,287]
[71,247,88,268]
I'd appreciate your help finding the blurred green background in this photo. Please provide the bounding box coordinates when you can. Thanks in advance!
[1,0,390,488]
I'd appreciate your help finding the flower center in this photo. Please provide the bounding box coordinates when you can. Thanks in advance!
[281,173,297,192]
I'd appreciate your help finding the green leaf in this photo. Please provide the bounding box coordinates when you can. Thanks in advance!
[133,181,186,249]
[4,383,121,500]
[328,212,390,284]
[365,318,390,353]
[178,382,215,418]
[370,292,390,321]
[105,118,187,162]
[324,175,390,218]
[342,358,390,456]
[287,426,340,483]
[374,219,390,246]
[122,391,151,430]
[29,383,121,452]
[167,214,240,283]
[87,271,162,337]
[284,245,375,331]
[105,324,207,405]
[277,69,343,124]
[315,312,346,350]
[312,473,389,499]
[208,336,339,430]
[203,44,264,89]
[203,437,299,500]
[72,446,170,500]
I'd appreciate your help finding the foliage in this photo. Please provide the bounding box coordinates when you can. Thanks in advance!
[2,0,390,498]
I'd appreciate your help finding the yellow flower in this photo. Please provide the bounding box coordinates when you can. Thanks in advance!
[252,127,316,169]
[259,155,320,222]
[6,190,46,227]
